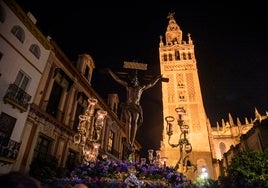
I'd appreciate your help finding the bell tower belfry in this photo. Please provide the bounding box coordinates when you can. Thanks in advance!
[159,12,215,180]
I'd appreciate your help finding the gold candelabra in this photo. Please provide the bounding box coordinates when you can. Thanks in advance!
[146,149,168,169]
[73,97,107,163]
[165,107,193,172]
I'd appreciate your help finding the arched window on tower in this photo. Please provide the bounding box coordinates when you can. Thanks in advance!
[163,54,167,61]
[168,54,172,61]
[175,50,180,60]
[188,52,192,60]
[177,81,184,88]
[176,74,184,88]
[182,53,186,60]
[178,91,185,101]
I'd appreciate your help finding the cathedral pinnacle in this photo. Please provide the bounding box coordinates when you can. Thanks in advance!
[167,12,175,20]
[159,35,164,47]
[188,33,193,44]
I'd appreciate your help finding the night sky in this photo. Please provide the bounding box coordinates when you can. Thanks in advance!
[18,0,268,157]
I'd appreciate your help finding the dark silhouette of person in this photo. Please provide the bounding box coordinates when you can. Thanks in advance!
[107,68,162,151]
[0,171,42,188]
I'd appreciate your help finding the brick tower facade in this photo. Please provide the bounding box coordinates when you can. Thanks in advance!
[159,13,215,180]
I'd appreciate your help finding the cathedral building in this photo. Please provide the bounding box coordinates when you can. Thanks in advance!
[1,0,264,182]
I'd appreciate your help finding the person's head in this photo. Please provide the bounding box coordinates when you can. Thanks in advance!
[73,184,88,188]
[0,171,42,188]
[42,179,73,188]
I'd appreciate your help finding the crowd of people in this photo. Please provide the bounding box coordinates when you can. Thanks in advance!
[0,171,88,188]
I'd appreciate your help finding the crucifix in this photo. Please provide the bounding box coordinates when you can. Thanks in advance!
[106,61,168,153]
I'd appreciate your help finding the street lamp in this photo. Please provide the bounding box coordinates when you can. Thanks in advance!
[73,97,107,163]
[165,107,192,172]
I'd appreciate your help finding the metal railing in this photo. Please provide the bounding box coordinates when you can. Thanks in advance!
[0,138,21,163]
[4,84,31,112]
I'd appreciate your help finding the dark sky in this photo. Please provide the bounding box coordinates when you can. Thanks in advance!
[18,0,268,156]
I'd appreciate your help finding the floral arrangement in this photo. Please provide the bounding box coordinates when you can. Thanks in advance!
[50,158,193,188]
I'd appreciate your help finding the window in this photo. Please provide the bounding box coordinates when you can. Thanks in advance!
[177,74,184,88]
[177,81,184,88]
[175,50,180,60]
[107,130,114,152]
[29,44,41,59]
[46,82,63,117]
[0,112,16,146]
[33,134,52,161]
[163,54,167,61]
[65,150,78,173]
[179,91,185,101]
[0,51,3,61]
[188,52,192,60]
[84,65,89,79]
[0,5,6,23]
[14,70,30,90]
[182,53,186,60]
[11,25,25,43]
[3,71,31,110]
[168,54,172,61]
[73,103,84,131]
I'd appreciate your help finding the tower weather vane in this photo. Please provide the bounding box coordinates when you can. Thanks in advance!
[106,61,168,153]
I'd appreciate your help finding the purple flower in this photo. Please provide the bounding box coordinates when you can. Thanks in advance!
[50,158,192,187]
[89,163,95,168]
[166,172,173,179]
[102,166,109,173]
[176,176,181,182]
[121,163,128,172]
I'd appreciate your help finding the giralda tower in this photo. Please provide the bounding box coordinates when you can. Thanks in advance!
[159,13,215,180]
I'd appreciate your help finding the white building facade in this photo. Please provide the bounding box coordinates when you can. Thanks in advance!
[0,0,51,173]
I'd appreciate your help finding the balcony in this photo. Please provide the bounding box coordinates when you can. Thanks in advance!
[0,138,21,164]
[3,84,31,112]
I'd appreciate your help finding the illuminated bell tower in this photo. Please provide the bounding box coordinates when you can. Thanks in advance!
[159,13,214,180]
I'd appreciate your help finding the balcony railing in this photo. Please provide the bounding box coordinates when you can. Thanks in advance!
[3,84,31,112]
[0,138,21,164]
